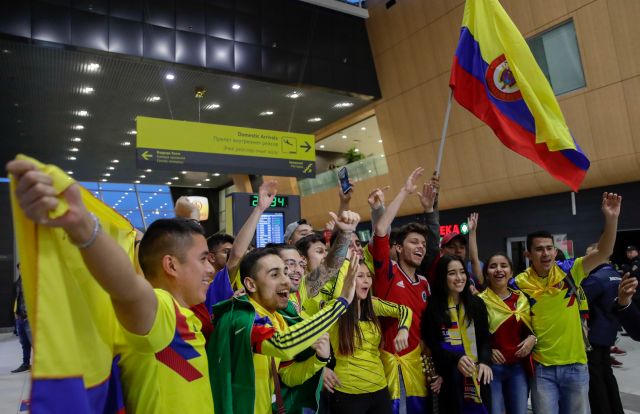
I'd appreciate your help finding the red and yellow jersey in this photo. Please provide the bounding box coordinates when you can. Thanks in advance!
[116,289,213,414]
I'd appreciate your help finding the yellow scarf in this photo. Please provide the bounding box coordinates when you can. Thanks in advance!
[479,288,532,334]
[446,297,483,404]
[516,265,566,299]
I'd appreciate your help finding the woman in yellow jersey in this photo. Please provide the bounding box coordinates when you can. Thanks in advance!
[326,260,412,414]
[478,253,534,414]
[421,255,492,414]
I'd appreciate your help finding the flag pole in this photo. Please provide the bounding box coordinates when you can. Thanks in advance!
[435,88,454,175]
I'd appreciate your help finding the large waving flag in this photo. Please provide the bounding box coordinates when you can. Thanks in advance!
[450,0,590,191]
[10,155,135,413]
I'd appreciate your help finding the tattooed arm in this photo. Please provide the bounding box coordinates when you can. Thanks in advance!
[305,210,360,298]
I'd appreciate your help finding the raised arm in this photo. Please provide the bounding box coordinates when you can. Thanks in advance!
[374,167,424,237]
[418,175,440,271]
[226,180,277,276]
[305,211,360,298]
[7,159,157,335]
[337,181,354,216]
[467,213,483,285]
[582,193,622,274]
[368,186,389,237]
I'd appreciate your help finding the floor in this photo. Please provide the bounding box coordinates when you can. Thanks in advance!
[0,333,638,413]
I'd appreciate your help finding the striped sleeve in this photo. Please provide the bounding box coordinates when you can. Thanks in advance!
[372,297,412,330]
[258,298,348,360]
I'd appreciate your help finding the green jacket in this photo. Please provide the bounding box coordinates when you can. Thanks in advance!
[208,296,323,414]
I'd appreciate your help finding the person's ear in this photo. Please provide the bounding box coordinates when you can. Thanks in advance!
[244,276,257,293]
[161,255,180,279]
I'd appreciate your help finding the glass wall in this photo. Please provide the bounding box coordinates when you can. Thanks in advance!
[298,155,388,196]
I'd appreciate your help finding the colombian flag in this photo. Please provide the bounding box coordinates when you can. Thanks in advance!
[450,0,590,191]
[10,155,133,413]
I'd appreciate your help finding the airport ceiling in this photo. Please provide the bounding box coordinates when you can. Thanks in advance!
[0,37,375,188]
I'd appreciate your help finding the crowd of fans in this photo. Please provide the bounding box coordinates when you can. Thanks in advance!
[7,157,639,414]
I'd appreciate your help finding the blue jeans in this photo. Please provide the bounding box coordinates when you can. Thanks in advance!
[490,363,529,414]
[531,363,589,414]
[15,317,32,365]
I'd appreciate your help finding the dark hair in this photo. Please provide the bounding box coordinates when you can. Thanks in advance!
[526,231,553,252]
[396,223,428,246]
[239,247,280,289]
[207,233,235,252]
[337,265,380,356]
[482,252,513,287]
[138,218,205,279]
[295,233,325,259]
[266,242,286,249]
[428,255,482,328]
[389,228,401,246]
[275,244,301,255]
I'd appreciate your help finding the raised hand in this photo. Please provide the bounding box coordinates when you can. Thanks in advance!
[339,250,360,304]
[338,180,354,204]
[403,167,424,195]
[257,180,278,211]
[618,273,638,307]
[467,212,479,234]
[367,186,389,210]
[329,210,361,233]
[601,192,622,219]
[418,182,437,213]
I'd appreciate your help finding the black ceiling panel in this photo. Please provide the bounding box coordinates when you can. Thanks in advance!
[143,24,175,62]
[176,0,205,34]
[109,17,143,56]
[71,9,108,51]
[71,0,108,15]
[110,0,143,22]
[205,6,234,40]
[144,0,175,29]
[261,47,287,81]
[234,41,261,76]
[235,0,259,15]
[176,30,205,67]
[234,13,260,44]
[310,57,332,89]
[205,36,234,71]
[32,1,71,44]
[0,2,32,39]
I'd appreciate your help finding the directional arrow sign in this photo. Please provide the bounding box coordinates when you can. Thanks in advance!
[300,142,311,152]
[141,150,153,161]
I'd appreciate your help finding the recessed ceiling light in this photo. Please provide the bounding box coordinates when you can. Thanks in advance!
[79,87,94,94]
[231,83,241,90]
[259,111,274,116]
[111,159,119,163]
[67,171,74,175]
[103,173,111,177]
[213,173,220,177]
[101,178,108,182]
[380,154,385,158]
[2,49,10,54]
[286,91,301,99]
[361,127,366,131]
[205,178,210,182]
[147,96,161,102]
[196,183,202,187]
[107,166,115,170]
[172,176,179,180]
[127,130,137,135]
[68,156,77,161]
[85,62,100,72]
[134,180,140,184]
[368,170,372,173]
[319,144,325,149]
[354,148,360,152]
[333,102,353,108]
[69,147,79,152]
[166,181,172,185]
[139,175,146,178]
[181,171,187,174]
[145,169,152,172]
[341,135,347,139]
[378,139,383,143]
[75,110,89,117]
[165,73,175,80]
[72,125,84,130]
[71,137,82,142]
[307,117,322,123]
[153,193,157,195]
[204,103,220,110]
[121,141,131,146]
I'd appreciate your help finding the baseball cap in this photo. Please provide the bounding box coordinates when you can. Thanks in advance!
[441,232,467,249]
[626,245,638,252]
[284,219,308,242]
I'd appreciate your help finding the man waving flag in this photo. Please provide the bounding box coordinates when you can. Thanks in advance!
[450,0,590,191]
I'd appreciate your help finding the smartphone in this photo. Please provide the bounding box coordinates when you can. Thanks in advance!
[337,167,352,194]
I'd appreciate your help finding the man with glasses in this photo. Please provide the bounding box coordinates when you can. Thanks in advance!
[277,245,307,312]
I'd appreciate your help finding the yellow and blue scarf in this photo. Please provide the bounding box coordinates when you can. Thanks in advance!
[479,288,532,334]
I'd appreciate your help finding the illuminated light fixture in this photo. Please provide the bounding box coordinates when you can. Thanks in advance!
[111,159,119,163]
[68,156,77,161]
[378,139,383,143]
[103,173,111,177]
[121,141,131,146]
[166,181,172,185]
[380,154,385,158]
[75,110,89,117]
[196,183,202,187]
[79,86,94,94]
[71,137,82,142]
[139,175,146,178]
[354,148,360,152]
[204,103,220,110]
[72,125,84,130]
[101,178,108,182]
[307,117,322,123]
[147,96,161,102]
[181,171,187,174]
[107,166,115,170]
[333,102,353,108]
[134,180,140,184]
[341,135,347,139]
[67,171,74,175]
[85,62,100,72]
[165,73,175,80]
[213,173,220,177]
[286,91,301,99]
[368,170,372,173]
[231,83,241,90]
[172,176,179,180]
[259,111,274,116]
[127,130,137,135]
[153,193,157,196]
[2,49,10,54]
[361,127,366,131]
[205,178,211,182]
[319,144,325,149]
[69,147,79,152]
[145,169,152,172]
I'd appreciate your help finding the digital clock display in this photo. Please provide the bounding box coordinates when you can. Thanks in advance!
[250,194,288,208]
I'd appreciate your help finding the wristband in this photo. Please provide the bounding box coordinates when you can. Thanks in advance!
[316,354,331,364]
[72,213,101,249]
